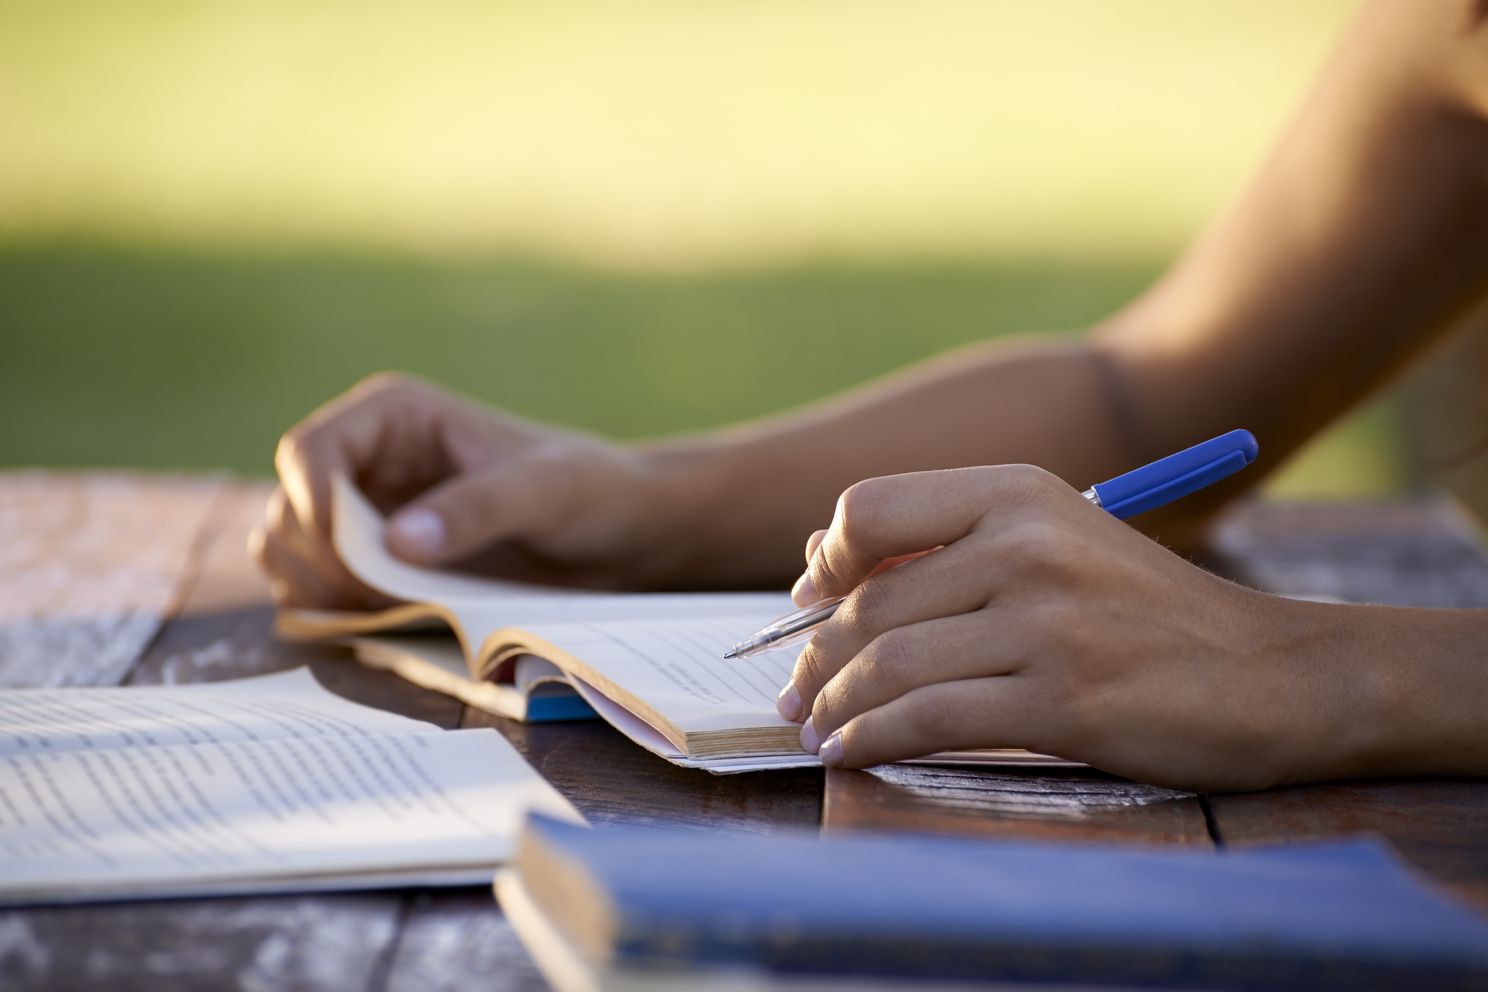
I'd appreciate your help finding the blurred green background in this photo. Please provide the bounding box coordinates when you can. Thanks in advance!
[0,0,1400,494]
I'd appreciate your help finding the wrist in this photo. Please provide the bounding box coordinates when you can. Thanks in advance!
[1266,599,1441,785]
[633,435,778,588]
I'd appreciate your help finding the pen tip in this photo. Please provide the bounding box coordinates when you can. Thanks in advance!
[722,648,740,660]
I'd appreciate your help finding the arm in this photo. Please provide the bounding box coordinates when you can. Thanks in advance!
[656,0,1488,578]
[762,4,1488,789]
[258,0,1488,603]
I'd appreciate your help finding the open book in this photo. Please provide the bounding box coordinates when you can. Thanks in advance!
[0,668,581,905]
[278,479,1065,773]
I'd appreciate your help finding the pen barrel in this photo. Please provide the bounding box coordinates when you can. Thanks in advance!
[1092,429,1258,520]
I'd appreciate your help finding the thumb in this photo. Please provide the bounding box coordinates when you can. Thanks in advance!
[385,457,573,564]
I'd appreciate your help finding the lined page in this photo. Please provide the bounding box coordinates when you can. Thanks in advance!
[0,668,430,757]
[0,729,579,901]
[520,614,802,735]
[0,669,582,902]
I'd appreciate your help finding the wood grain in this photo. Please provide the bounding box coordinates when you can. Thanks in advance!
[378,890,549,992]
[1,896,400,992]
[1210,499,1488,608]
[825,764,1211,846]
[472,713,822,833]
[1209,780,1488,912]
[0,471,223,688]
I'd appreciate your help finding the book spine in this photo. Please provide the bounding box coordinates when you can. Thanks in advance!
[612,928,1488,991]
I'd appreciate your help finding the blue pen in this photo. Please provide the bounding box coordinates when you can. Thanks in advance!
[723,429,1260,659]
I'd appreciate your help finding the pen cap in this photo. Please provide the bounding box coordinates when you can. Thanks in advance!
[1092,429,1259,520]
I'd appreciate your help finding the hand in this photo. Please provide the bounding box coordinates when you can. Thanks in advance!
[776,465,1349,792]
[250,373,688,608]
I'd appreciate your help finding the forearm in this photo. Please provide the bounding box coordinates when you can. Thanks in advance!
[1095,0,1488,534]
[642,336,1136,587]
[1284,600,1488,784]
[641,0,1488,588]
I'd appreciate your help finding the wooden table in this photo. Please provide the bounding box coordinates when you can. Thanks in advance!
[3,473,1487,990]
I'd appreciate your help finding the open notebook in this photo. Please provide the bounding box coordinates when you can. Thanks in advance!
[0,668,582,905]
[277,479,1066,773]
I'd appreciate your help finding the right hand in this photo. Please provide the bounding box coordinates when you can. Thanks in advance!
[249,373,686,609]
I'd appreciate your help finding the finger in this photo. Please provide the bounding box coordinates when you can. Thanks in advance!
[275,383,397,542]
[817,677,1042,769]
[386,451,583,564]
[272,486,398,608]
[803,611,1025,751]
[801,465,1063,602]
[782,543,990,720]
[252,527,348,608]
[804,529,828,565]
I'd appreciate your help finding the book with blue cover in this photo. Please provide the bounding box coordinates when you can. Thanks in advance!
[497,813,1488,991]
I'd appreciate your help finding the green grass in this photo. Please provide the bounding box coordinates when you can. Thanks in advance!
[0,239,1402,495]
[0,2,1399,494]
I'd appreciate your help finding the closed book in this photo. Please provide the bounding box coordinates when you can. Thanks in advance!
[499,813,1488,991]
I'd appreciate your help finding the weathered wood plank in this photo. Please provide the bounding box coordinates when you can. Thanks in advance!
[0,471,224,687]
[475,712,823,833]
[824,765,1210,846]
[378,891,547,992]
[1210,499,1488,608]
[0,896,401,992]
[1209,781,1488,912]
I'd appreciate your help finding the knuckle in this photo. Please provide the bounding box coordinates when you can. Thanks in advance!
[791,643,827,692]
[246,525,269,565]
[860,629,912,682]
[264,488,292,532]
[811,677,845,728]
[838,578,889,631]
[834,479,884,544]
[999,463,1064,503]
[997,518,1083,579]
[274,429,304,469]
[998,519,1063,566]
[792,640,840,696]
[357,370,415,397]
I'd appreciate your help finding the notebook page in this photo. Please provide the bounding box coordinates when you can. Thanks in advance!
[332,476,789,626]
[0,728,581,901]
[0,668,430,757]
[0,669,583,901]
[518,614,803,736]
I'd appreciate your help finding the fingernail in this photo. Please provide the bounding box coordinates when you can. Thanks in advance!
[776,680,803,722]
[799,716,821,754]
[818,731,844,767]
[791,572,817,605]
[389,508,445,559]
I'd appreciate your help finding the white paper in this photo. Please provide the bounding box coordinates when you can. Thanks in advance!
[0,669,583,903]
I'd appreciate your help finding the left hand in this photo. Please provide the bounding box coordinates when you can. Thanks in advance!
[777,464,1338,792]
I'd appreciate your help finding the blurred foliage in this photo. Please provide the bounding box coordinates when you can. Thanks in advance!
[0,0,1398,495]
